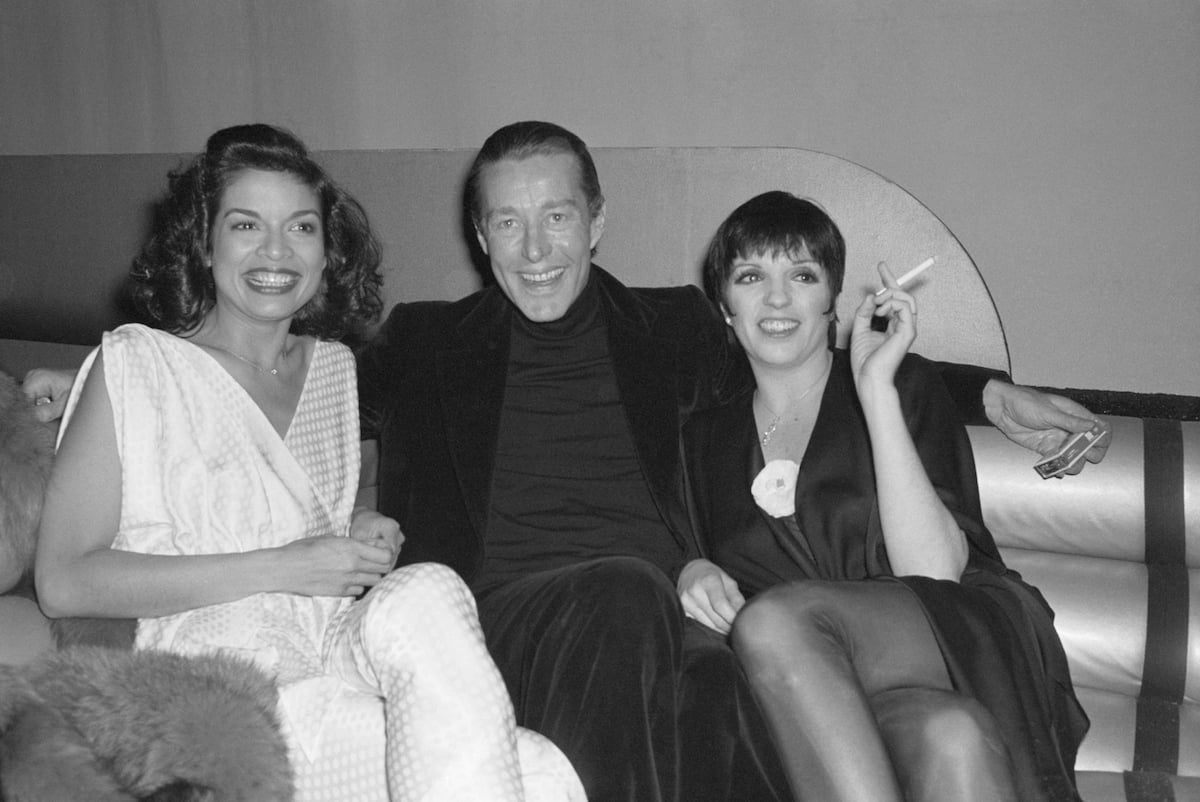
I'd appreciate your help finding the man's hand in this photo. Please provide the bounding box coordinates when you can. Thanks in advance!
[982,380,1112,472]
[677,558,745,635]
[349,508,404,566]
[22,368,76,423]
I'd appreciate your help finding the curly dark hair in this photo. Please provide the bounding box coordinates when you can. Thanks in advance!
[130,124,383,340]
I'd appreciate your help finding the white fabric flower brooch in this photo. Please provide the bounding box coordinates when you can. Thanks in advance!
[751,459,800,518]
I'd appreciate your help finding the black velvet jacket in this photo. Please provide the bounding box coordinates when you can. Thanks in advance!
[357,266,735,582]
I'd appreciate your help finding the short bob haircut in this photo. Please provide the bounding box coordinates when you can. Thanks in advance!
[130,124,383,340]
[702,191,846,314]
[463,120,605,231]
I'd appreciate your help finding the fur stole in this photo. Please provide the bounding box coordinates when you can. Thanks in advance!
[0,369,136,648]
[0,646,293,801]
[0,370,55,595]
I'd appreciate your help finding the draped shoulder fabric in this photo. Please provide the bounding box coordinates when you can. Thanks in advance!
[63,323,360,747]
[683,350,1088,801]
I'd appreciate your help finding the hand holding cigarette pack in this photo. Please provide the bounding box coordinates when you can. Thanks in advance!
[1033,421,1109,479]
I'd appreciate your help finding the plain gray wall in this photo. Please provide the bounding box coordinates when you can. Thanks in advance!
[2,1,1197,394]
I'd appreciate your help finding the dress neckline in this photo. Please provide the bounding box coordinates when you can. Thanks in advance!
[180,330,318,442]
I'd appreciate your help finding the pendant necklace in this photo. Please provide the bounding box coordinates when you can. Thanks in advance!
[757,359,832,447]
[206,342,291,377]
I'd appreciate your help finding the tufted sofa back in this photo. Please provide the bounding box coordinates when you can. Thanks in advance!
[969,415,1200,801]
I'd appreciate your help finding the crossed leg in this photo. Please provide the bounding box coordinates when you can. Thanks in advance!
[321,562,583,802]
[731,579,1017,802]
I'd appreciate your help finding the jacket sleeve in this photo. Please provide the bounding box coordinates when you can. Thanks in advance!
[355,304,408,441]
[679,285,753,408]
[900,356,1005,567]
[933,360,1012,426]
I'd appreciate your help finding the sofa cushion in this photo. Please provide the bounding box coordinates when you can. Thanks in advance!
[970,414,1199,796]
[970,415,1199,565]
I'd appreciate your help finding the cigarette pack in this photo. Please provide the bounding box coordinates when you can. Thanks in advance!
[1033,422,1108,479]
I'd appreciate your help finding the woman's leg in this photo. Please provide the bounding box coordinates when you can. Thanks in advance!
[324,562,527,801]
[282,687,390,802]
[731,579,1011,802]
[873,687,1018,802]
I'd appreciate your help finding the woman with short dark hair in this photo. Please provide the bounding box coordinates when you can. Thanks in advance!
[680,190,1087,801]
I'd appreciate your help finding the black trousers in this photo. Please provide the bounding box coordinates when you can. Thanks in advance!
[475,556,792,802]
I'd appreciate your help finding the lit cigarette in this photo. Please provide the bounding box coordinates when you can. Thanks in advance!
[876,257,935,296]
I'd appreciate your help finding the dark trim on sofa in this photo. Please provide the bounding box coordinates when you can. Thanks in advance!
[1036,387,1200,422]
[1124,770,1177,802]
[1131,419,1188,785]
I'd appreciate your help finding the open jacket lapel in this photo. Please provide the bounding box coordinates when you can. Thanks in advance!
[436,288,511,542]
[599,271,691,549]
[432,268,697,554]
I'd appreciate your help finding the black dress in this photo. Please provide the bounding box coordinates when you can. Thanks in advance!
[683,350,1089,802]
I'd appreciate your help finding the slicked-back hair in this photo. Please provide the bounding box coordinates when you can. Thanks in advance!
[464,120,604,230]
[130,123,383,340]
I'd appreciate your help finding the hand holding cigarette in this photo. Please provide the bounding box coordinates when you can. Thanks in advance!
[850,259,922,391]
[875,257,935,296]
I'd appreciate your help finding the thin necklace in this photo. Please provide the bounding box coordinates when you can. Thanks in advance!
[206,342,291,377]
[758,359,832,447]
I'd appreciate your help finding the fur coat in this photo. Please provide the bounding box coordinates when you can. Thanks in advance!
[0,370,54,595]
[0,647,293,801]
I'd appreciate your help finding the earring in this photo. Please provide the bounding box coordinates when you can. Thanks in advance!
[827,313,839,350]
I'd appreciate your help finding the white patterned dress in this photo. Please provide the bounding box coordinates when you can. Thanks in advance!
[62,324,584,802]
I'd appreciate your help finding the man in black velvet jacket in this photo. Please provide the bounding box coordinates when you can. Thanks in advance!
[354,121,1107,802]
[358,121,785,802]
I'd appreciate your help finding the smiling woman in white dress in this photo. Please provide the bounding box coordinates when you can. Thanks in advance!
[35,124,583,802]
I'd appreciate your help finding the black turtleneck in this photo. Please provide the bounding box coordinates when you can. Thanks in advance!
[475,273,680,593]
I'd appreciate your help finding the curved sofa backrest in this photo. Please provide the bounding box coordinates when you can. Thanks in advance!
[597,148,1009,373]
[0,147,1008,374]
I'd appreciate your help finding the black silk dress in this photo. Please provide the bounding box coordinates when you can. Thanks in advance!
[683,350,1089,802]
